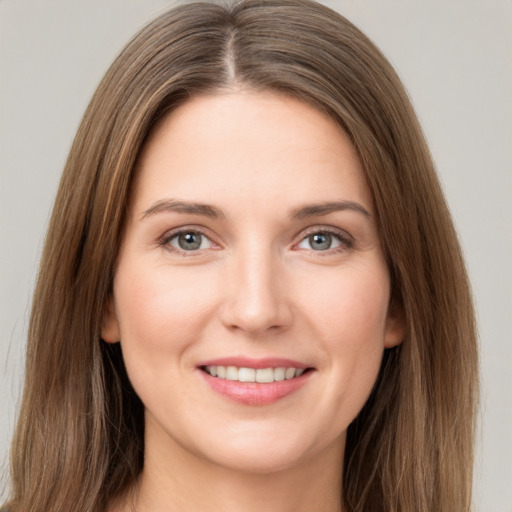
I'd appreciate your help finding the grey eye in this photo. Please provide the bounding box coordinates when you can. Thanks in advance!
[309,233,332,250]
[179,232,201,250]
[297,231,343,251]
[169,231,211,251]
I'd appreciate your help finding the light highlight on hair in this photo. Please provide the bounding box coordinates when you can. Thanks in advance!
[5,1,478,511]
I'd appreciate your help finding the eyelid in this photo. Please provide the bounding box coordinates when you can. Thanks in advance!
[293,226,354,252]
[157,224,354,256]
[158,225,221,255]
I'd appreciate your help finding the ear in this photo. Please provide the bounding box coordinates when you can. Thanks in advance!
[101,296,120,344]
[384,299,406,349]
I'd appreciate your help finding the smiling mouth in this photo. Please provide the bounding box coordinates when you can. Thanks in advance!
[201,365,313,383]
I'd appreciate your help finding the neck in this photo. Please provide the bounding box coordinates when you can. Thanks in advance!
[112,424,346,512]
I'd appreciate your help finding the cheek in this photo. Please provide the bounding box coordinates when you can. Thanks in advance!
[112,262,221,420]
[297,262,390,408]
[113,262,218,360]
[299,261,390,343]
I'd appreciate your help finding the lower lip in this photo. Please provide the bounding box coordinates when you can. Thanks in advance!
[198,370,313,406]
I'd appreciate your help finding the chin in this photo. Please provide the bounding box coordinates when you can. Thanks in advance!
[186,424,344,476]
[203,445,313,475]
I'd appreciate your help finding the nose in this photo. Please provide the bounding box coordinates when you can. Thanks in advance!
[219,245,293,336]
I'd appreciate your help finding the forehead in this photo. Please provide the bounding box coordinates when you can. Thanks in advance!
[132,90,373,216]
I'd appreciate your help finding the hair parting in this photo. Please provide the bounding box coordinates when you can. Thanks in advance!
[5,1,478,511]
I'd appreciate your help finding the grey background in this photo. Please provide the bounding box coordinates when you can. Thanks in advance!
[1,1,511,510]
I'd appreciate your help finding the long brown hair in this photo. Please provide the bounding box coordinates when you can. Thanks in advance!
[5,1,478,511]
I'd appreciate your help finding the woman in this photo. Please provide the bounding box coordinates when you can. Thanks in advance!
[3,0,478,511]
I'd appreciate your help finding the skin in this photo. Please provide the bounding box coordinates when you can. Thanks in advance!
[103,90,405,512]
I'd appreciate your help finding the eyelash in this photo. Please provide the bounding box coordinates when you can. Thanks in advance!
[159,227,218,256]
[158,226,354,256]
[295,227,354,254]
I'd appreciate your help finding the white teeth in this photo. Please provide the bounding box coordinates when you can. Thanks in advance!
[274,367,286,381]
[285,367,296,380]
[238,367,256,382]
[205,365,307,382]
[226,366,238,380]
[256,368,274,383]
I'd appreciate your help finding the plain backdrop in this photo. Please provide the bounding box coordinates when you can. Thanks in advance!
[0,1,511,510]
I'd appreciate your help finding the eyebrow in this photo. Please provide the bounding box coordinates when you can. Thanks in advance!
[290,201,372,220]
[140,198,371,222]
[141,199,225,220]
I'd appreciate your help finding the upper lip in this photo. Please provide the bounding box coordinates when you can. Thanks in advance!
[197,356,311,370]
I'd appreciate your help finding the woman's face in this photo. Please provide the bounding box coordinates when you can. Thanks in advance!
[103,91,404,475]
